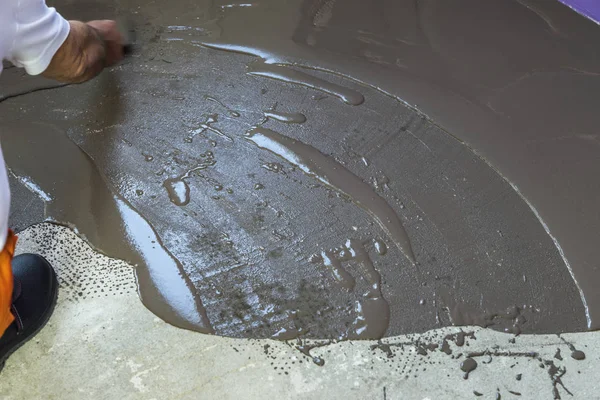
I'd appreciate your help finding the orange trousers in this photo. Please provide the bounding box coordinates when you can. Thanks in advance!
[0,231,17,337]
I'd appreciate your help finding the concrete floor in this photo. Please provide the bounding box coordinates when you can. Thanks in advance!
[0,223,596,399]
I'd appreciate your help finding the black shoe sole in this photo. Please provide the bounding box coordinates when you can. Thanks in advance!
[0,255,59,374]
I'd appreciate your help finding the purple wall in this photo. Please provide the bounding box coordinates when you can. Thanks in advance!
[560,0,600,24]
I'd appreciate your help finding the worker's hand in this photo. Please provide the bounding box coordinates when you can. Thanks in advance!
[42,20,124,84]
[87,20,124,67]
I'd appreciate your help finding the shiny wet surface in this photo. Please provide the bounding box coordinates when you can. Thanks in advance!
[1,0,596,338]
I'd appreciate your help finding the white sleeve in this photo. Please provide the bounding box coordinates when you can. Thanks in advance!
[9,0,70,75]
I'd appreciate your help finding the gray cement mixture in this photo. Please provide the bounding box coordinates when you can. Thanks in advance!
[1,0,598,340]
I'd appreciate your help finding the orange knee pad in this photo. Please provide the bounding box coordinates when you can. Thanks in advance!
[0,231,17,337]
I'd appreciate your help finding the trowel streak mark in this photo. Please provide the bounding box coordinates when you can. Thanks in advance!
[346,239,389,340]
[373,239,388,255]
[204,95,241,118]
[245,126,415,264]
[187,114,232,143]
[1,122,213,333]
[320,250,356,291]
[263,110,307,124]
[315,239,390,339]
[247,62,365,106]
[164,179,191,206]
[163,151,217,207]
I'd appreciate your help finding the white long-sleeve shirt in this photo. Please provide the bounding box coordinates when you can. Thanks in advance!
[0,0,70,249]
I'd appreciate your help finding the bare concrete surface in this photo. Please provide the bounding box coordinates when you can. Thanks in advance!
[0,223,596,399]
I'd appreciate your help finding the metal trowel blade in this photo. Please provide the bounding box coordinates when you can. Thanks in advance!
[116,17,136,55]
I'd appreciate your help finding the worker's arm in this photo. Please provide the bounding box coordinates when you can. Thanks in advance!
[7,0,123,83]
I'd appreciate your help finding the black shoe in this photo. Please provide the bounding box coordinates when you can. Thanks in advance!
[0,254,58,372]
